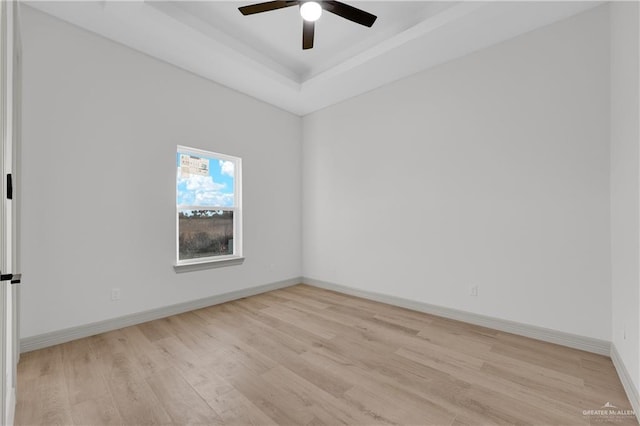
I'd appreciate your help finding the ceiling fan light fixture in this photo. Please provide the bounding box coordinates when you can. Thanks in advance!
[300,2,322,22]
[239,0,377,50]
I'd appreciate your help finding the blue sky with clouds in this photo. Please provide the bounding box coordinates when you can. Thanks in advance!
[177,153,235,207]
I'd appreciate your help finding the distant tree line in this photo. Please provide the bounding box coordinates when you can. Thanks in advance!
[179,210,233,219]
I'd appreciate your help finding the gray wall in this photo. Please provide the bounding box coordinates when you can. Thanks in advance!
[610,1,640,395]
[20,6,302,338]
[303,5,612,340]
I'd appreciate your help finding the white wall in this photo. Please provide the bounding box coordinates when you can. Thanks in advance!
[20,0,631,361]
[303,6,611,340]
[610,1,640,394]
[20,6,302,339]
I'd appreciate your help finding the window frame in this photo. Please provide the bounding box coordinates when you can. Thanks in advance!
[174,145,243,271]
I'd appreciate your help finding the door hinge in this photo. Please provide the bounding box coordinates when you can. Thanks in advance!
[6,173,12,200]
[0,272,20,284]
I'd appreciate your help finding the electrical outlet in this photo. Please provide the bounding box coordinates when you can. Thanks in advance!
[470,286,478,297]
[111,288,121,301]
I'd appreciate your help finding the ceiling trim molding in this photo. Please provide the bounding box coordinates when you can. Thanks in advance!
[147,1,303,84]
[302,1,483,89]
[25,1,603,116]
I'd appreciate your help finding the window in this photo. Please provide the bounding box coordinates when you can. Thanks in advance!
[175,146,242,268]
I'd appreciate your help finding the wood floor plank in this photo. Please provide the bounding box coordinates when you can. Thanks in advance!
[270,288,331,310]
[183,367,278,426]
[137,319,173,342]
[146,367,223,425]
[203,387,278,426]
[261,304,337,340]
[273,349,355,398]
[261,365,388,425]
[16,374,74,426]
[219,366,314,425]
[229,298,334,348]
[17,344,64,381]
[466,385,589,425]
[106,374,172,425]
[157,313,223,362]
[344,383,455,425]
[15,284,638,426]
[370,313,425,335]
[395,346,596,423]
[206,306,309,362]
[302,345,476,423]
[61,338,111,405]
[418,323,495,354]
[117,325,172,378]
[69,395,122,426]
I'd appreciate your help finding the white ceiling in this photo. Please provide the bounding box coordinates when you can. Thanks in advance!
[167,1,453,80]
[26,1,602,115]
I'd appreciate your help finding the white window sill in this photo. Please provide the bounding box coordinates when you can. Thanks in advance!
[174,256,245,273]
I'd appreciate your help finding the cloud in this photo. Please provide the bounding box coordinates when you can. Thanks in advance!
[219,160,234,177]
[195,191,234,206]
[177,167,233,208]
[185,174,225,193]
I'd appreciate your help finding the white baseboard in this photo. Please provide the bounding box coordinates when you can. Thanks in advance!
[303,277,611,356]
[20,275,612,358]
[611,343,640,423]
[20,277,301,353]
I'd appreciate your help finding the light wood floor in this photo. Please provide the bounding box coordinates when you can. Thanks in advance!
[15,284,637,425]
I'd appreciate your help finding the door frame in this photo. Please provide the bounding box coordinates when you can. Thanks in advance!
[0,1,20,424]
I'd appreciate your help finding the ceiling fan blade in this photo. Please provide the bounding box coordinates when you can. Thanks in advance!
[239,1,299,16]
[302,20,315,50]
[322,1,377,27]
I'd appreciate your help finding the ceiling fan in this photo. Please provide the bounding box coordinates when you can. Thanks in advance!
[238,1,377,50]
